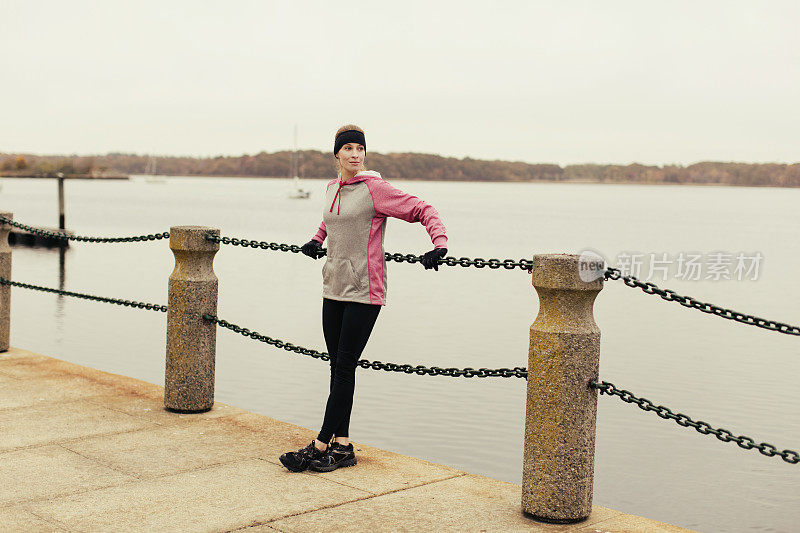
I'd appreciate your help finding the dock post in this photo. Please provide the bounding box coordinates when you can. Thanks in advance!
[0,212,11,352]
[164,226,220,413]
[522,253,604,523]
[57,173,65,231]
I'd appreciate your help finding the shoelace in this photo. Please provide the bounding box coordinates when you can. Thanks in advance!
[320,445,351,464]
[297,442,321,459]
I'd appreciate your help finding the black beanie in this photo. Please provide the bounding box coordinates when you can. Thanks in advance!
[334,129,366,156]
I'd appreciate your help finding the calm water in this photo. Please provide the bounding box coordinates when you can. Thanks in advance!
[2,176,798,533]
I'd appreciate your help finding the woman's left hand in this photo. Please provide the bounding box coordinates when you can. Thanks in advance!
[421,247,448,271]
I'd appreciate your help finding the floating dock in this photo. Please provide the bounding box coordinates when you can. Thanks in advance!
[0,347,691,532]
[8,227,73,248]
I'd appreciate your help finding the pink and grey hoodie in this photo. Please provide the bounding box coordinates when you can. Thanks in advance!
[311,170,447,306]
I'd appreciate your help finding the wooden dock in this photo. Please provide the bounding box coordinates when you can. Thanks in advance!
[0,347,691,532]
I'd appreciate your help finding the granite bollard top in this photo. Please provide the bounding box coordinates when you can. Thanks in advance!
[0,346,692,532]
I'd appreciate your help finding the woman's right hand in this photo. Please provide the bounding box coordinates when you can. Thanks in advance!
[301,239,323,260]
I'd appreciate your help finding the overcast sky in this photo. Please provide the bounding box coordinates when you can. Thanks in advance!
[2,1,799,166]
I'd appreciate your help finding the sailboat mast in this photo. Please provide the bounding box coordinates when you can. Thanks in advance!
[295,124,303,178]
[293,124,298,178]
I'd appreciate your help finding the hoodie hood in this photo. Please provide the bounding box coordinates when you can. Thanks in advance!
[329,170,382,214]
[340,170,381,184]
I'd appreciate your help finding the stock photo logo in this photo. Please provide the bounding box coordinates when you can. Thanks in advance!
[578,249,763,282]
[577,249,607,282]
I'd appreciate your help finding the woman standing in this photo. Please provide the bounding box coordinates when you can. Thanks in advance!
[279,124,449,473]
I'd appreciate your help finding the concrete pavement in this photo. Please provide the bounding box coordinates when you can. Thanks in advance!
[0,347,692,532]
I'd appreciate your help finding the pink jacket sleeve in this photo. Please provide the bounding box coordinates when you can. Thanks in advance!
[370,179,448,249]
[312,221,326,244]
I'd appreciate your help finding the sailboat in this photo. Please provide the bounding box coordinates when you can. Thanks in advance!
[290,175,310,198]
[288,125,311,199]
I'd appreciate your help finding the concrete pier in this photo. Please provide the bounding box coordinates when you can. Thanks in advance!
[0,347,691,532]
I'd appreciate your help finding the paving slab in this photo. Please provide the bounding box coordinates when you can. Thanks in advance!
[577,513,691,533]
[0,398,157,452]
[0,444,137,506]
[267,474,625,532]
[0,506,67,532]
[25,458,371,533]
[60,415,275,479]
[0,346,50,362]
[83,391,247,425]
[0,351,148,385]
[0,351,162,410]
[0,372,119,410]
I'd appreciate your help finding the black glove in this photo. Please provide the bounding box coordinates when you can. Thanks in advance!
[421,247,447,271]
[301,239,323,260]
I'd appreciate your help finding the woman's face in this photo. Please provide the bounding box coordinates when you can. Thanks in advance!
[337,142,365,173]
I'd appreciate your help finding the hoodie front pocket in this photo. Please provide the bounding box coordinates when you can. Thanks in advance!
[322,256,362,296]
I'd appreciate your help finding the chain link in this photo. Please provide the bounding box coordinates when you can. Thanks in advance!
[0,216,170,243]
[204,232,534,272]
[604,267,800,337]
[0,277,167,312]
[204,313,528,378]
[590,380,799,465]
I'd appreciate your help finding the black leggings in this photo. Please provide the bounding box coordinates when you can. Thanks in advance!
[317,297,381,443]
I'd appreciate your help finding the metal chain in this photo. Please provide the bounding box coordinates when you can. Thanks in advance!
[0,216,170,243]
[590,380,799,465]
[0,277,167,312]
[204,232,534,272]
[8,215,791,337]
[604,267,800,337]
[7,273,794,465]
[203,314,800,465]
[204,313,528,378]
[206,230,800,336]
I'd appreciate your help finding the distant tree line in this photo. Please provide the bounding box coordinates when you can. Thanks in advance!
[2,151,799,188]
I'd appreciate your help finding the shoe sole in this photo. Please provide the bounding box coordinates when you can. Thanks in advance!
[279,454,308,473]
[309,456,357,472]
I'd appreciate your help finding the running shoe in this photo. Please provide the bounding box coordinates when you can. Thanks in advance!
[309,442,357,472]
[279,441,328,472]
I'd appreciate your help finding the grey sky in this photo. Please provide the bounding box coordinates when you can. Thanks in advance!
[2,1,798,166]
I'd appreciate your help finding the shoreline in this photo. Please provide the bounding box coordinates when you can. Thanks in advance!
[3,172,799,190]
[126,174,800,190]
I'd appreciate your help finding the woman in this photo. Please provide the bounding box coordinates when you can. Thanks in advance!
[279,124,449,473]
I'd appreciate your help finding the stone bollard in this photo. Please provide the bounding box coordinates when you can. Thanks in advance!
[0,212,11,352]
[164,226,220,413]
[522,253,604,523]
